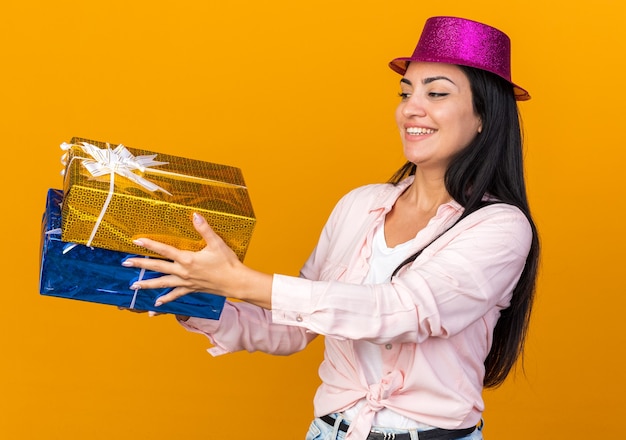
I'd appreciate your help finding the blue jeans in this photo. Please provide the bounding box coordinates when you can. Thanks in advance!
[305,414,484,440]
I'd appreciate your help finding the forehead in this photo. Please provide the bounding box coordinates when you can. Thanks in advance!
[402,62,469,84]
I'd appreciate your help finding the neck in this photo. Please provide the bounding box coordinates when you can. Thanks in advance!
[403,171,452,211]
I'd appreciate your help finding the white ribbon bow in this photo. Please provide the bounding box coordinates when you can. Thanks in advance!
[61,141,172,195]
[61,141,172,248]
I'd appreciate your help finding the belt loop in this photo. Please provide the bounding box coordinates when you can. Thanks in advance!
[408,428,419,440]
[477,419,484,432]
[332,413,344,439]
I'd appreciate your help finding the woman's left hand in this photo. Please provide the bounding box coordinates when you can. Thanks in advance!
[122,212,273,309]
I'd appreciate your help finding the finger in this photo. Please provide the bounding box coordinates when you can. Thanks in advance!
[154,286,197,306]
[192,213,223,245]
[130,274,183,291]
[131,237,184,261]
[122,255,177,274]
[117,306,147,314]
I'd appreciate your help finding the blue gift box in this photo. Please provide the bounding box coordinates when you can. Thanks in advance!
[39,188,225,319]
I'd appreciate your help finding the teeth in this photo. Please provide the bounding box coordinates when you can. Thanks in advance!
[406,127,435,135]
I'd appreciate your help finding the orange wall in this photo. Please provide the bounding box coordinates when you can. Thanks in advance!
[1,0,624,438]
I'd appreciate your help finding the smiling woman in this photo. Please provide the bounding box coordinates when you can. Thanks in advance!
[122,16,539,440]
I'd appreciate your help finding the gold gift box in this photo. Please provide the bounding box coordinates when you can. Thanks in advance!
[61,137,255,260]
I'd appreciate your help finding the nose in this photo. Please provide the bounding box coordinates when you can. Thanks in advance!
[401,94,426,118]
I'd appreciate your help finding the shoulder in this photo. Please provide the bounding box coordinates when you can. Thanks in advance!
[339,182,391,202]
[328,182,399,220]
[467,202,531,227]
[336,179,411,210]
[456,203,534,254]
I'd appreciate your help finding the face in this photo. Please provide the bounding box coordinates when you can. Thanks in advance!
[395,62,482,172]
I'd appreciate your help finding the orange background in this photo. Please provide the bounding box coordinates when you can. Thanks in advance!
[1,0,624,438]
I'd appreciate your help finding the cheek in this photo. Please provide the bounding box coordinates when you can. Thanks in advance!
[458,111,481,142]
[444,117,480,154]
[394,105,403,128]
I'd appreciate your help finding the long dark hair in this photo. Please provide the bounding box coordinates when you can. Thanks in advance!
[389,66,540,388]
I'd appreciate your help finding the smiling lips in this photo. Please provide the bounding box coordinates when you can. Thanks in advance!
[406,127,436,135]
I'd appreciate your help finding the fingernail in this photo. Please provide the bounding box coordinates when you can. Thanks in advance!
[133,239,144,247]
[130,283,141,290]
[148,311,157,317]
[121,260,133,267]
[193,212,202,224]
[155,300,163,307]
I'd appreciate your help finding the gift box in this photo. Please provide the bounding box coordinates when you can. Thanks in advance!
[60,136,255,259]
[40,188,226,319]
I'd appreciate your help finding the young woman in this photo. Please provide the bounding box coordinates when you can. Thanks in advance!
[123,16,539,440]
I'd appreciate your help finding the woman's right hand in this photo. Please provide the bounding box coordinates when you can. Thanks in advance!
[121,213,273,310]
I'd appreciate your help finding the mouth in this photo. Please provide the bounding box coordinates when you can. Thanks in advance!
[406,127,436,136]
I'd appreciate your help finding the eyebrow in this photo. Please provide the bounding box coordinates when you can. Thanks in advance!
[400,76,456,86]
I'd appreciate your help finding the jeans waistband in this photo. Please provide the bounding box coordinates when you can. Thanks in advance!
[320,414,477,440]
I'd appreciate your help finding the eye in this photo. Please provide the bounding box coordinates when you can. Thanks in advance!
[398,92,411,100]
[428,92,449,98]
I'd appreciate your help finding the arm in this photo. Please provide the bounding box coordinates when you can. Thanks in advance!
[124,197,530,344]
[179,300,317,356]
[121,184,363,307]
[271,204,533,343]
[123,213,318,355]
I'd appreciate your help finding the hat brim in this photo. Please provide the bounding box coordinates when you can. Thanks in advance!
[389,58,530,101]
